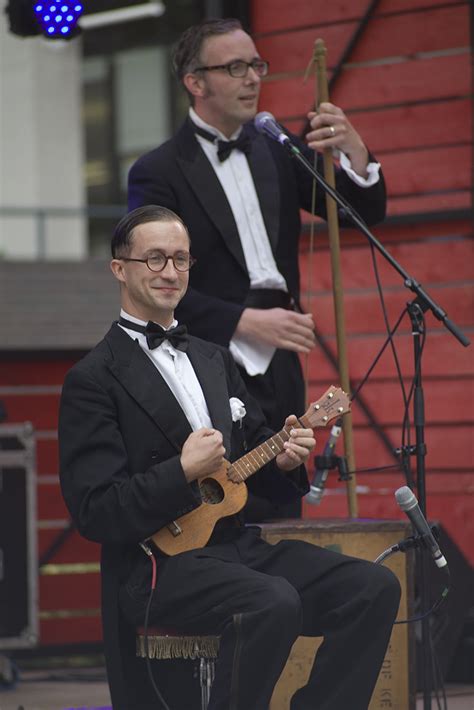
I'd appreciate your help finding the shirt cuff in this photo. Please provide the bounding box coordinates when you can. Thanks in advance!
[339,151,381,187]
[229,336,275,377]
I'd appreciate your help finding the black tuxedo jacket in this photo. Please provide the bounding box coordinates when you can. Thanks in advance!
[58,323,308,708]
[128,119,386,346]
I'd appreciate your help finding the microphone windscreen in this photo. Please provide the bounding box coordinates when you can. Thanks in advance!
[254,111,276,134]
[395,485,416,510]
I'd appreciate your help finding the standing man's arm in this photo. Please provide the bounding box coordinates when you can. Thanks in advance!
[306,102,371,178]
[298,102,387,225]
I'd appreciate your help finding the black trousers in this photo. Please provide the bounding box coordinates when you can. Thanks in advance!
[239,348,306,521]
[120,527,401,710]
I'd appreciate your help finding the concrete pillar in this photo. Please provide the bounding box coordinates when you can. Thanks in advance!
[0,13,86,259]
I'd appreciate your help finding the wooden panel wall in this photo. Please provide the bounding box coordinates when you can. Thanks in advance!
[253,0,471,216]
[298,217,473,552]
[252,0,473,562]
[0,358,102,646]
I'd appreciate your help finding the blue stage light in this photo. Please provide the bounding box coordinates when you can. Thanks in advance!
[34,0,83,38]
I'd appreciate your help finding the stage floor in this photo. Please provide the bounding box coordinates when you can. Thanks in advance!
[0,666,472,710]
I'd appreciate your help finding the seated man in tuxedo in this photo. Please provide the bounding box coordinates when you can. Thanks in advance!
[58,205,400,710]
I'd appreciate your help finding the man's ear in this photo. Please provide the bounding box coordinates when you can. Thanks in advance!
[183,72,207,100]
[110,259,126,284]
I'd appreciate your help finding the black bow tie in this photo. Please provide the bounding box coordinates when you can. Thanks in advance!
[193,123,252,162]
[119,317,189,352]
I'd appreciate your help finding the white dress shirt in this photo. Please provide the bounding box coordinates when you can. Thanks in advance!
[189,107,380,375]
[118,309,212,431]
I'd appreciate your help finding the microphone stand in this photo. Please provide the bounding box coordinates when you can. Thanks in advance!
[281,139,470,710]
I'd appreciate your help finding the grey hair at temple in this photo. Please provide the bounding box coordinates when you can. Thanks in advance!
[172,17,243,103]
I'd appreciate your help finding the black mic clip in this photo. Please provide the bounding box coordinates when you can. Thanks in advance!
[314,454,351,482]
[416,523,441,551]
[394,524,440,554]
[336,455,350,482]
[394,445,417,457]
[314,454,336,470]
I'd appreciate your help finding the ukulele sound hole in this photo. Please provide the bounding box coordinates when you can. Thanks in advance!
[199,478,225,504]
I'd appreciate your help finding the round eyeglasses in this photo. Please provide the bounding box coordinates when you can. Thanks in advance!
[194,59,269,78]
[119,252,196,273]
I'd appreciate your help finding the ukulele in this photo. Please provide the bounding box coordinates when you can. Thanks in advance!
[151,385,350,555]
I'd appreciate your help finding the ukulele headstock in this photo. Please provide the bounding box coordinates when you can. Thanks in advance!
[304,386,351,428]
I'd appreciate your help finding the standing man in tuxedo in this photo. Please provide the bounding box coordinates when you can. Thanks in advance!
[128,17,387,519]
[59,205,400,710]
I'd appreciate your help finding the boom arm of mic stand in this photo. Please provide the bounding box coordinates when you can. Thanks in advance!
[284,142,470,348]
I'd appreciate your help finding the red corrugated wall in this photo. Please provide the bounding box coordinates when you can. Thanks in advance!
[1,0,472,648]
[1,358,102,644]
[252,0,473,563]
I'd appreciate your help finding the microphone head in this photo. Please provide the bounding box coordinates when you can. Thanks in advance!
[254,111,289,145]
[395,485,417,511]
[254,111,276,134]
[305,485,324,505]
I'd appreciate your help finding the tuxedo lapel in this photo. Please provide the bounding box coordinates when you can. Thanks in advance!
[104,324,192,453]
[176,121,281,257]
[246,131,281,251]
[186,341,233,456]
[175,121,247,271]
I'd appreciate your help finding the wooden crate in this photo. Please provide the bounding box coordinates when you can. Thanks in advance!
[260,519,415,710]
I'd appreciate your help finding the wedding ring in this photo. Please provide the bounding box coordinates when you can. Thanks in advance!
[329,125,336,137]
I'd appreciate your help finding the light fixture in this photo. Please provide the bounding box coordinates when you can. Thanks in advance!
[33,0,83,38]
[79,2,165,30]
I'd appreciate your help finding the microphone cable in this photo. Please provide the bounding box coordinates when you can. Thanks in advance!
[395,569,450,626]
[374,536,450,626]
[140,542,172,710]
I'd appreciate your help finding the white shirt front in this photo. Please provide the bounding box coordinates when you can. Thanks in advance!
[190,108,281,375]
[118,309,212,431]
[190,108,287,292]
[189,108,381,376]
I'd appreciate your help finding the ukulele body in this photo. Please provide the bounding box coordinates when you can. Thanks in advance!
[151,460,248,555]
[150,386,350,556]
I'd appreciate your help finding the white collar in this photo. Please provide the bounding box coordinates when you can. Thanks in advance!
[119,308,177,330]
[189,107,243,142]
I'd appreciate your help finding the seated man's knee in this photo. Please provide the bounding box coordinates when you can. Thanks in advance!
[370,563,402,612]
[264,577,302,628]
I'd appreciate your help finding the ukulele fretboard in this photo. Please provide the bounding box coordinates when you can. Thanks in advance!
[227,414,312,483]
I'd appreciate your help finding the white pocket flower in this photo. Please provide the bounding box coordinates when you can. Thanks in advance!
[229,397,246,425]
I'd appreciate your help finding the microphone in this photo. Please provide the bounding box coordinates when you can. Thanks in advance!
[395,486,448,569]
[305,420,343,505]
[254,111,290,145]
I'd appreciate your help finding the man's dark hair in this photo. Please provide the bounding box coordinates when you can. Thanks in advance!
[172,17,243,102]
[111,205,189,257]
